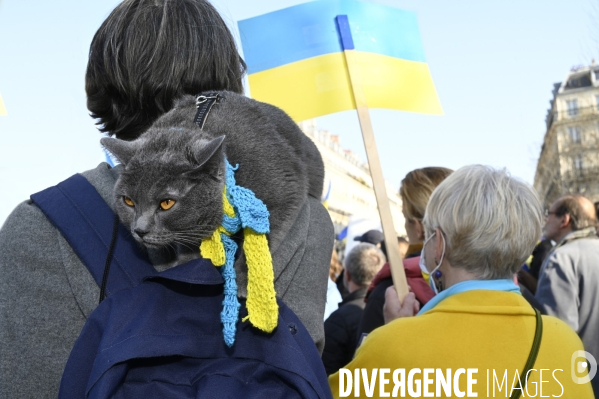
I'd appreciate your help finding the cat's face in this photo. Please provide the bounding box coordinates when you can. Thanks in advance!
[101,132,225,249]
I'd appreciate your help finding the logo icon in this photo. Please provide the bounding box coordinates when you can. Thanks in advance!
[571,350,597,384]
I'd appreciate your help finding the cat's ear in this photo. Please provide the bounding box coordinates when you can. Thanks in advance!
[190,135,225,168]
[100,137,140,166]
[185,135,225,180]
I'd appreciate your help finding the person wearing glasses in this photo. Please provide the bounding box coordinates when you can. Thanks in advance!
[328,165,594,398]
[536,194,599,396]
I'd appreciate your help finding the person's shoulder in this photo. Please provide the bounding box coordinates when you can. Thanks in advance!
[366,311,431,343]
[336,300,365,318]
[550,236,599,266]
[2,163,119,235]
[80,163,122,207]
[353,314,430,363]
[1,199,48,233]
[559,235,599,252]
[325,306,348,327]
[571,236,599,251]
[541,314,585,347]
[368,277,394,302]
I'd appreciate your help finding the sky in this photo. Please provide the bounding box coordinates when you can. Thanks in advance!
[0,0,597,225]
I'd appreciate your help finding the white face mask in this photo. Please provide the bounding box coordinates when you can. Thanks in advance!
[419,230,446,294]
[418,232,435,275]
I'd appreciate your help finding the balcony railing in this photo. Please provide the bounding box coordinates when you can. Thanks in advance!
[562,166,599,181]
[551,105,599,123]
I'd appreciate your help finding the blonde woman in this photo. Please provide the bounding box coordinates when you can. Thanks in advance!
[329,165,594,398]
[357,167,452,337]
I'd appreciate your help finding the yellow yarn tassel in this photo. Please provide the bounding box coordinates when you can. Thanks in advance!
[201,183,278,332]
[200,228,226,267]
[242,228,278,332]
[200,188,235,267]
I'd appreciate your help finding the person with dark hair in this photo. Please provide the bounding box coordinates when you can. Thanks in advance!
[86,0,246,140]
[352,229,384,247]
[536,194,599,396]
[0,1,333,397]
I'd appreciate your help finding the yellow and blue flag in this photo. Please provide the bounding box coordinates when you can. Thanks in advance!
[238,0,442,122]
[321,181,331,209]
[0,93,7,116]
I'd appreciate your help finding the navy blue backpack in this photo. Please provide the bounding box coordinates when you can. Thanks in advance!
[31,174,332,399]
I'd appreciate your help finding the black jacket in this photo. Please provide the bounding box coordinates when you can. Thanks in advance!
[356,277,393,338]
[321,288,367,375]
[357,251,422,338]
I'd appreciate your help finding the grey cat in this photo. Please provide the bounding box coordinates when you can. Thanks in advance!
[101,90,324,270]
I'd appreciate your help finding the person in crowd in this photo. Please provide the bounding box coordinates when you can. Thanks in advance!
[329,165,594,398]
[0,1,333,397]
[325,249,344,320]
[336,229,384,298]
[536,194,599,395]
[353,229,385,248]
[397,236,409,259]
[517,239,553,295]
[356,167,452,337]
[322,243,386,375]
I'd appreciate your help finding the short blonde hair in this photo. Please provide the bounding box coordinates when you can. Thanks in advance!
[400,167,453,221]
[423,165,542,279]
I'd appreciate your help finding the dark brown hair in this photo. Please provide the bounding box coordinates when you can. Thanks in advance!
[86,0,246,140]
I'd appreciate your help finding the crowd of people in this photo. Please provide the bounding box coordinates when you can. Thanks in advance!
[1,0,598,398]
[326,168,598,397]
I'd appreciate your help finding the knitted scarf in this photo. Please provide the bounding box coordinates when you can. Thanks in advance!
[200,160,278,346]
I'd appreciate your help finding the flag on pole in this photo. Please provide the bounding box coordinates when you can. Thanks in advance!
[0,93,7,116]
[238,0,442,122]
[321,180,331,209]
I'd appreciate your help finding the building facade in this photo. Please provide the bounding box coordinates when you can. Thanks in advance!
[298,120,406,236]
[534,65,599,207]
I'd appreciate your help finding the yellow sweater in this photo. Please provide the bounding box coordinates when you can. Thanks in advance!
[329,291,594,398]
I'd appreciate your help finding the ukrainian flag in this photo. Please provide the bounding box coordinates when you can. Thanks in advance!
[238,0,442,122]
[321,181,331,209]
[0,93,6,116]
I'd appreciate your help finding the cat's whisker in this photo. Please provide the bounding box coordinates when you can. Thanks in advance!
[174,241,198,251]
[174,239,202,247]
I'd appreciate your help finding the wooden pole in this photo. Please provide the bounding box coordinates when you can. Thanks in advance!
[335,15,409,299]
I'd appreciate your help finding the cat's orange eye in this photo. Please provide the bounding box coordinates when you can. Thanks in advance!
[160,199,176,211]
[123,196,135,207]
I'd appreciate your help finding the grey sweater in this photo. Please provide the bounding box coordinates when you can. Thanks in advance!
[0,163,333,398]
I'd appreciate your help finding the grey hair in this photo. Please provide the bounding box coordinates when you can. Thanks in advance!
[422,165,543,279]
[344,243,386,287]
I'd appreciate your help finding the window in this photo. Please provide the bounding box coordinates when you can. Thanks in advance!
[565,74,592,89]
[567,99,578,117]
[574,155,584,171]
[567,126,582,144]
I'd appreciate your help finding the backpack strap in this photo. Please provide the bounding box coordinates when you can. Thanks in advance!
[510,308,543,399]
[31,173,152,296]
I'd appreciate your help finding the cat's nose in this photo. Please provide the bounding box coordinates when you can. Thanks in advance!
[134,228,149,238]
